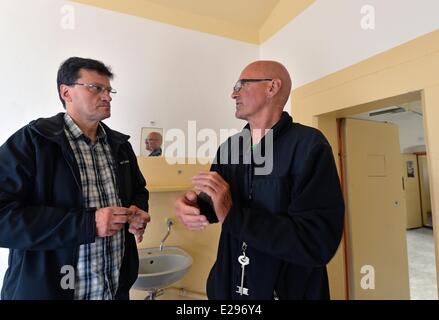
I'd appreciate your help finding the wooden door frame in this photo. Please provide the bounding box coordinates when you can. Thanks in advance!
[316,90,436,299]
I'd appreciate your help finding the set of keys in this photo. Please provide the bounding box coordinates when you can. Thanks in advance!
[236,241,250,296]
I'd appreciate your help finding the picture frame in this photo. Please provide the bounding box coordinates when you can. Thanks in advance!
[406,160,415,178]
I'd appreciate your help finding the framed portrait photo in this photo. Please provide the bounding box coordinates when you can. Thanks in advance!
[140,127,164,157]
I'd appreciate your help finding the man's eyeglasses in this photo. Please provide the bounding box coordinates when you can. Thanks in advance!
[69,83,117,95]
[233,78,273,92]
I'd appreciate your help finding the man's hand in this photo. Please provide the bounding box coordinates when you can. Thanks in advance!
[191,172,232,223]
[95,207,131,237]
[174,191,209,230]
[127,205,151,243]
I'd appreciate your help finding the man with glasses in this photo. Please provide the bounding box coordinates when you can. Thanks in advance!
[0,57,150,299]
[175,61,344,299]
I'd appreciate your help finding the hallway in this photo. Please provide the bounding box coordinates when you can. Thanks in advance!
[406,228,437,299]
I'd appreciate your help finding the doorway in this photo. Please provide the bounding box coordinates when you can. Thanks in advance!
[347,100,436,299]
[329,92,437,299]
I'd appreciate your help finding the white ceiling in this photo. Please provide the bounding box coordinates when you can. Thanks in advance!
[351,100,423,122]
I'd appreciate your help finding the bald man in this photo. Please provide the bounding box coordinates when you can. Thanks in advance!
[145,132,162,156]
[175,61,344,300]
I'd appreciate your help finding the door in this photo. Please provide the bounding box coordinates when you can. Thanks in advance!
[342,118,410,299]
[402,154,422,229]
[418,155,432,227]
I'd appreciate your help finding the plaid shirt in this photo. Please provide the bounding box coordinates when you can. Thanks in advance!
[64,113,124,300]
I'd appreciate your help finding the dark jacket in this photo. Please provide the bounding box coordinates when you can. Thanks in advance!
[0,113,148,300]
[148,148,162,157]
[200,112,344,300]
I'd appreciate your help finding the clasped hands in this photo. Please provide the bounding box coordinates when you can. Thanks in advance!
[95,205,150,243]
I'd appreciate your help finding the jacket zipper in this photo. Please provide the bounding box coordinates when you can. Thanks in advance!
[61,150,83,268]
[62,150,82,192]
[248,147,253,202]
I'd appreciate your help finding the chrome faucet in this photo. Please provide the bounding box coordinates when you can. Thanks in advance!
[160,218,174,251]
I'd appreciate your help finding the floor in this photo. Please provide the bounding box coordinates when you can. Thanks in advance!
[406,227,438,300]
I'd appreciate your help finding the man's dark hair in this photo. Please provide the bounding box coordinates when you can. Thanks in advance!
[57,57,114,108]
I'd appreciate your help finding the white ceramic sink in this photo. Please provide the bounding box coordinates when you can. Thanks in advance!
[133,246,193,291]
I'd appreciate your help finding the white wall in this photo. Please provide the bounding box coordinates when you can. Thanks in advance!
[260,0,439,89]
[0,0,258,295]
[0,0,257,147]
[397,115,426,153]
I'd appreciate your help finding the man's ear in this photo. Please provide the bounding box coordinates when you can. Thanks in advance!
[267,79,282,98]
[60,84,72,105]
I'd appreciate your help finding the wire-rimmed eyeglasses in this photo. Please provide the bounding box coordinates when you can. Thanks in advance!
[233,78,273,92]
[69,82,117,95]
